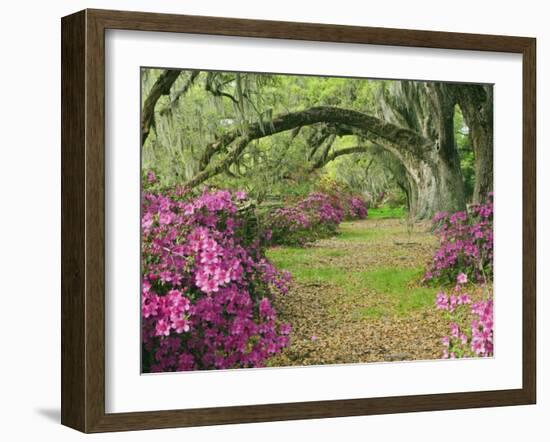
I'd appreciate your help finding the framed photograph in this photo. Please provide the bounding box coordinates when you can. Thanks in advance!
[61,9,536,433]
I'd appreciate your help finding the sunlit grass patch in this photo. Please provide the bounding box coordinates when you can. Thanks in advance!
[368,206,406,219]
[266,247,347,269]
[357,267,436,318]
[269,249,436,319]
[267,220,437,321]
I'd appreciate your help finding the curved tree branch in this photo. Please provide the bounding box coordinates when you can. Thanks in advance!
[309,145,371,171]
[141,69,181,146]
[159,70,200,117]
[309,133,336,165]
[205,72,239,104]
[187,106,431,189]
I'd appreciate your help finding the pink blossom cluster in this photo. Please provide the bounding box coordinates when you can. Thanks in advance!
[265,192,342,246]
[436,273,494,359]
[469,298,494,356]
[141,185,291,372]
[266,192,367,246]
[425,193,493,284]
[297,192,345,225]
[346,196,368,219]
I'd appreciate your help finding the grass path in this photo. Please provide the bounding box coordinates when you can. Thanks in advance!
[266,217,449,366]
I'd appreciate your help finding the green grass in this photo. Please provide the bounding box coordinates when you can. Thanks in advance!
[266,247,346,269]
[285,265,435,319]
[368,206,406,219]
[266,217,436,320]
[267,245,436,319]
[358,268,435,317]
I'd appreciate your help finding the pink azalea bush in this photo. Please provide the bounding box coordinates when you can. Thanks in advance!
[141,181,291,372]
[315,177,368,221]
[424,193,493,284]
[265,192,344,246]
[345,195,369,220]
[265,192,367,246]
[436,273,493,358]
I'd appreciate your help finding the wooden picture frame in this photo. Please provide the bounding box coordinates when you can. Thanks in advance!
[61,8,536,433]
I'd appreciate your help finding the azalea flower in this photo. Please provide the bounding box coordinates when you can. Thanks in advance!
[235,190,247,200]
[159,211,173,226]
[450,323,460,338]
[436,292,448,310]
[435,282,493,359]
[425,195,493,284]
[457,272,468,284]
[155,319,170,336]
[279,323,291,335]
[141,188,291,371]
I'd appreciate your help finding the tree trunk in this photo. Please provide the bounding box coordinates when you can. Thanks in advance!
[397,156,464,220]
[428,83,466,214]
[377,82,466,219]
[396,156,452,220]
[453,84,493,203]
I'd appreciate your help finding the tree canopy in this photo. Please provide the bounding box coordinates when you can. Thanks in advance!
[141,68,493,218]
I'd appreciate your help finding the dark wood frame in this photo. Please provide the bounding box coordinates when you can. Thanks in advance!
[61,8,536,433]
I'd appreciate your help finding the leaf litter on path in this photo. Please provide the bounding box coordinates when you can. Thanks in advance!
[267,218,450,367]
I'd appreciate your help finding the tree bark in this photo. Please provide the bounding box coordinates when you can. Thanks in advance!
[377,81,466,218]
[426,83,466,214]
[452,84,493,203]
[159,70,200,116]
[141,69,181,146]
[309,145,370,171]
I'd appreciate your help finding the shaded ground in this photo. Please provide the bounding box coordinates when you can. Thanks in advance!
[266,217,450,366]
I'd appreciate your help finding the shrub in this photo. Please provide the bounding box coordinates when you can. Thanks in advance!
[264,191,369,246]
[424,194,493,284]
[345,195,368,219]
[141,184,291,372]
[435,273,493,358]
[264,192,344,246]
[314,176,368,220]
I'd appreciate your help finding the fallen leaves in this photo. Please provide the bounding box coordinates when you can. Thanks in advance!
[267,218,450,367]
